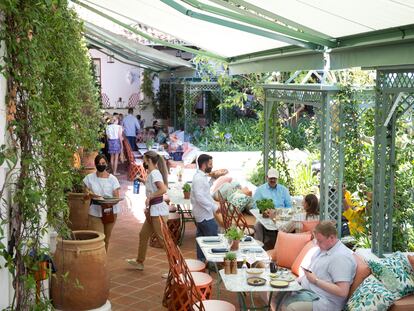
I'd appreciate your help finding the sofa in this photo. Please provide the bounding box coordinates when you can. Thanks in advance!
[267,232,414,311]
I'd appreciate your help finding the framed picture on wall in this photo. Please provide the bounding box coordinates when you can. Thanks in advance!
[92,58,101,86]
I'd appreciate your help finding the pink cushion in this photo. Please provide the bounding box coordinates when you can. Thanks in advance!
[273,232,312,269]
[194,300,236,311]
[291,240,318,276]
[301,220,320,233]
[186,259,206,272]
[210,176,232,194]
[191,272,213,286]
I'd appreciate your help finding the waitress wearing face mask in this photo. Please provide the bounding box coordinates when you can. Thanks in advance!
[83,154,121,251]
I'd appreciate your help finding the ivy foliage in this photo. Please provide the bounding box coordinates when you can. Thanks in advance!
[0,0,101,308]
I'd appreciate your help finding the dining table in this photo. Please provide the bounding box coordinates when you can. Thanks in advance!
[219,268,301,310]
[196,235,270,298]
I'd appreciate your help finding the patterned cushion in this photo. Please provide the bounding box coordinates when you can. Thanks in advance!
[368,252,414,298]
[346,274,398,311]
[227,191,254,212]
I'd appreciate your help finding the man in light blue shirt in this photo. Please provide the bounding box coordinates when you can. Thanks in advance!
[253,168,292,245]
[123,108,140,150]
[253,168,292,209]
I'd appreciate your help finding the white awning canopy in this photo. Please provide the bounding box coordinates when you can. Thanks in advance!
[72,0,414,73]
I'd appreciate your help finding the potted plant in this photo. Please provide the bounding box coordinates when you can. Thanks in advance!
[67,168,90,230]
[224,252,237,274]
[256,198,275,216]
[182,182,191,199]
[225,227,244,251]
[146,138,154,150]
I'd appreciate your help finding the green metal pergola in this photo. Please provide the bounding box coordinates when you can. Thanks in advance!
[262,68,414,257]
[159,78,222,131]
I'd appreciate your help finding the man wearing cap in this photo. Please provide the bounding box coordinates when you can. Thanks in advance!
[253,168,292,246]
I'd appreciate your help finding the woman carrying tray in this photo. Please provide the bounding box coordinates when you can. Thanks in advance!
[126,150,169,272]
[84,154,121,251]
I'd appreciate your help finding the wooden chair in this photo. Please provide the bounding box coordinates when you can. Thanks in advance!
[159,217,235,311]
[218,192,254,236]
[122,138,146,181]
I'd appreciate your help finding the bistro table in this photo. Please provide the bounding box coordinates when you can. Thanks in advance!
[219,268,301,310]
[167,184,192,245]
[196,236,270,298]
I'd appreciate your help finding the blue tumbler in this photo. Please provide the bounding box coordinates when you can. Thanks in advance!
[133,179,140,194]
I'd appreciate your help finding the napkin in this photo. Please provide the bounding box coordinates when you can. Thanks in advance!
[243,236,253,242]
[241,248,263,254]
[210,248,229,253]
[202,238,221,243]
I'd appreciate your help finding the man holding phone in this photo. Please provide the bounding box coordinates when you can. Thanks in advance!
[280,221,357,311]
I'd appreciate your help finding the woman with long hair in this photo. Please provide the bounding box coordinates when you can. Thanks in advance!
[126,151,169,271]
[105,115,123,175]
[279,193,319,233]
[84,154,121,251]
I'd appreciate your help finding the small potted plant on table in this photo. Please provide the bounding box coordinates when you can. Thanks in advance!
[182,182,191,199]
[224,252,237,274]
[256,198,275,217]
[225,227,244,251]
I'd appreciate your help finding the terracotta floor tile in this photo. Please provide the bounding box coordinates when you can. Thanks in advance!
[107,171,242,310]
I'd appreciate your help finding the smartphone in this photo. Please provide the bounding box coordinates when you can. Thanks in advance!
[301,266,312,273]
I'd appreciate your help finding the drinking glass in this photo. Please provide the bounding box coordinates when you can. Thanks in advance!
[246,252,256,268]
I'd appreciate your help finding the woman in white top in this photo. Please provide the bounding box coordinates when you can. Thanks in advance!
[127,150,169,271]
[106,115,123,175]
[279,193,319,233]
[84,154,121,251]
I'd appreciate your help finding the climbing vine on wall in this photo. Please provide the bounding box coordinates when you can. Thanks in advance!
[0,1,101,309]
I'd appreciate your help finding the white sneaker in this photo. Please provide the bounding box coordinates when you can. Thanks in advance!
[126,259,144,270]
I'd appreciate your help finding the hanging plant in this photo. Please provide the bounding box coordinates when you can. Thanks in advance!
[0,1,101,308]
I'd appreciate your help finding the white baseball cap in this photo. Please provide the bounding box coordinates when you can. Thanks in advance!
[267,168,279,179]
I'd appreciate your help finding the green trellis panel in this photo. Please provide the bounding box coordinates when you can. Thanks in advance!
[263,84,349,234]
[372,68,414,257]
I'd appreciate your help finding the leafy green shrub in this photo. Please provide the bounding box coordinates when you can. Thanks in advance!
[256,199,274,213]
[193,118,262,151]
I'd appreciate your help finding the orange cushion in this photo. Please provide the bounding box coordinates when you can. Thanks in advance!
[348,254,371,298]
[407,255,414,271]
[301,220,320,233]
[241,187,252,197]
[273,232,312,269]
[291,240,318,276]
[389,294,414,311]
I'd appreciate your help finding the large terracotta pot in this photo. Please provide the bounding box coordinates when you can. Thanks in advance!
[81,150,98,168]
[80,166,96,176]
[51,231,108,310]
[67,192,90,231]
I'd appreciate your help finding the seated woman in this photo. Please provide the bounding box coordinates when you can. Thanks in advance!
[278,193,319,233]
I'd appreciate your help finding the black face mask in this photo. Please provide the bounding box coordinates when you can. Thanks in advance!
[143,163,148,170]
[96,164,107,172]
[205,167,212,174]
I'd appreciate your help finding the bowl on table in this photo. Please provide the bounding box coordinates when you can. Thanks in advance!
[246,268,265,276]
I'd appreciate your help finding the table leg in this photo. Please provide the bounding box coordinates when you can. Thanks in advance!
[177,204,186,245]
[236,291,275,311]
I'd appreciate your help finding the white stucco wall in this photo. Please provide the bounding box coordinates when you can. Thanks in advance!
[89,49,159,126]
[0,35,12,310]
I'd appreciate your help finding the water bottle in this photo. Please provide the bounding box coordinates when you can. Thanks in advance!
[133,179,140,194]
[241,259,248,276]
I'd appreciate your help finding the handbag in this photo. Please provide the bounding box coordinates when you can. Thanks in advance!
[101,205,115,224]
